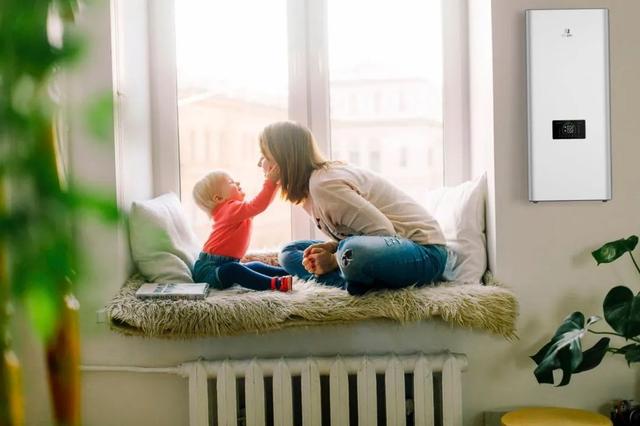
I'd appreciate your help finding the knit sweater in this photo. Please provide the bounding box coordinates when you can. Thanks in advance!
[203,179,278,259]
[302,163,446,245]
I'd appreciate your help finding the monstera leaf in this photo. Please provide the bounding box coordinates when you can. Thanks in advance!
[603,286,640,339]
[531,312,610,386]
[592,236,638,265]
[532,235,640,386]
[623,345,640,365]
[611,343,640,365]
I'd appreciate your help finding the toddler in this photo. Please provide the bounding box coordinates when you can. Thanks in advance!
[192,168,293,292]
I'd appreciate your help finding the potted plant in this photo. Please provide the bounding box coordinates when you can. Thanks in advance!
[531,235,640,386]
[1,1,120,424]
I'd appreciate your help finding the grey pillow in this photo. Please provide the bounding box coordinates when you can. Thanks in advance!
[129,193,201,283]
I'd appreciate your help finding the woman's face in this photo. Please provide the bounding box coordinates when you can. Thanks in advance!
[258,145,276,175]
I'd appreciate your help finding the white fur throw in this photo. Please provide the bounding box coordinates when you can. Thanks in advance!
[106,254,518,340]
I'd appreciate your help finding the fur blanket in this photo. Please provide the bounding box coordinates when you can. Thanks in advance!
[106,255,518,339]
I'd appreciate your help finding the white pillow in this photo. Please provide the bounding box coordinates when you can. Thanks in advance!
[129,193,201,283]
[424,174,487,284]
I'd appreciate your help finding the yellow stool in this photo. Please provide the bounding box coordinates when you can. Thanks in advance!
[501,407,612,426]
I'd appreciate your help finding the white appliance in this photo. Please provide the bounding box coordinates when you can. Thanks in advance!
[526,9,611,202]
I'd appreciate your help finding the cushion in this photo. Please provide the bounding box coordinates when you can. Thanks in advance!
[129,193,201,283]
[424,174,487,284]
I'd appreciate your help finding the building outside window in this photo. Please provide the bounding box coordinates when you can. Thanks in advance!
[175,0,291,249]
[163,0,464,249]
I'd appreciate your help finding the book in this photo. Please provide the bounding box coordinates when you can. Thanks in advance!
[135,283,210,300]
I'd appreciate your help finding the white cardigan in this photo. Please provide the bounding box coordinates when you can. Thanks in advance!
[301,163,446,246]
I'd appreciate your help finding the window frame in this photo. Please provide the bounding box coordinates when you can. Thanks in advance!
[146,0,470,242]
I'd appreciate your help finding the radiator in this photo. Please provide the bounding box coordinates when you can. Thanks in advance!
[182,352,467,426]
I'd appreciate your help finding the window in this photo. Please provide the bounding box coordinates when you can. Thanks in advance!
[174,0,291,249]
[369,150,381,173]
[148,0,470,246]
[398,92,407,112]
[328,0,444,201]
[349,151,360,165]
[399,146,408,168]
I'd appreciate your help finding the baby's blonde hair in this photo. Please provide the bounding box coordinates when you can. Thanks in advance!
[192,170,230,216]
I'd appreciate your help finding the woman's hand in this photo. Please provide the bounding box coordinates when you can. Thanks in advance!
[303,248,338,275]
[302,241,339,275]
[303,241,338,256]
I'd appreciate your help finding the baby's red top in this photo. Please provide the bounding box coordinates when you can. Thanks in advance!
[202,179,278,259]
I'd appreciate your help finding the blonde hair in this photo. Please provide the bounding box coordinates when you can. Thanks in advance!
[192,170,230,215]
[259,121,329,204]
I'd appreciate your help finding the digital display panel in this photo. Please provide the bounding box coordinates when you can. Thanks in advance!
[552,120,586,139]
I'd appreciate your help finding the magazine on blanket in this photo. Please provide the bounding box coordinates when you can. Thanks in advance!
[135,283,210,300]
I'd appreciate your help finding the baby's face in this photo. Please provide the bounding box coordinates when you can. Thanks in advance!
[218,174,244,202]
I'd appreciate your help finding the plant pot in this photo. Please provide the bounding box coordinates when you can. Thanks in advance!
[0,347,24,426]
[46,294,80,426]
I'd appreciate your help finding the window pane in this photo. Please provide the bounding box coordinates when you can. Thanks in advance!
[327,0,444,205]
[175,0,291,250]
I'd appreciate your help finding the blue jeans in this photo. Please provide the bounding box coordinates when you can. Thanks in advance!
[278,236,448,295]
[192,252,288,291]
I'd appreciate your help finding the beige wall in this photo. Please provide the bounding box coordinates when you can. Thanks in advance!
[15,1,640,425]
[481,0,640,419]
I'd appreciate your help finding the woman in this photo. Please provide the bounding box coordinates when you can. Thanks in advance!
[258,121,452,295]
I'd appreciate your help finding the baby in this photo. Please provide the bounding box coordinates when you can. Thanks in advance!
[192,167,293,292]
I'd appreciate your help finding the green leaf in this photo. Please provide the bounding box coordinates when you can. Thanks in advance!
[55,30,85,66]
[531,341,556,384]
[574,337,610,373]
[557,346,579,386]
[25,285,60,341]
[592,236,638,265]
[603,286,640,338]
[84,93,114,141]
[611,344,638,355]
[54,0,80,22]
[64,187,122,223]
[623,345,640,365]
[530,312,602,386]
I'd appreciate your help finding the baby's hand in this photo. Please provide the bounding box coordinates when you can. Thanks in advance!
[266,165,280,183]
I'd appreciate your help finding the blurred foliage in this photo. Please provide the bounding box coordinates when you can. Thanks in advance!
[0,0,121,342]
[531,235,640,386]
[84,93,114,142]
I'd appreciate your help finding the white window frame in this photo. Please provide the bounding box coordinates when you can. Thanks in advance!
[146,0,469,242]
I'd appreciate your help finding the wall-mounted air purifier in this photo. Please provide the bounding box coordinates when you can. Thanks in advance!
[526,9,611,202]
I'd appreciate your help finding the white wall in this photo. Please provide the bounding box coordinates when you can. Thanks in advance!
[17,1,640,425]
[468,0,498,274]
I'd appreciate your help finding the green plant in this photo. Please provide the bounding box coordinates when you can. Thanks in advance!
[531,235,640,386]
[1,0,120,424]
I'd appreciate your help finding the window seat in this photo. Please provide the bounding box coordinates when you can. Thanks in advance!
[114,176,516,339]
[105,268,518,340]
